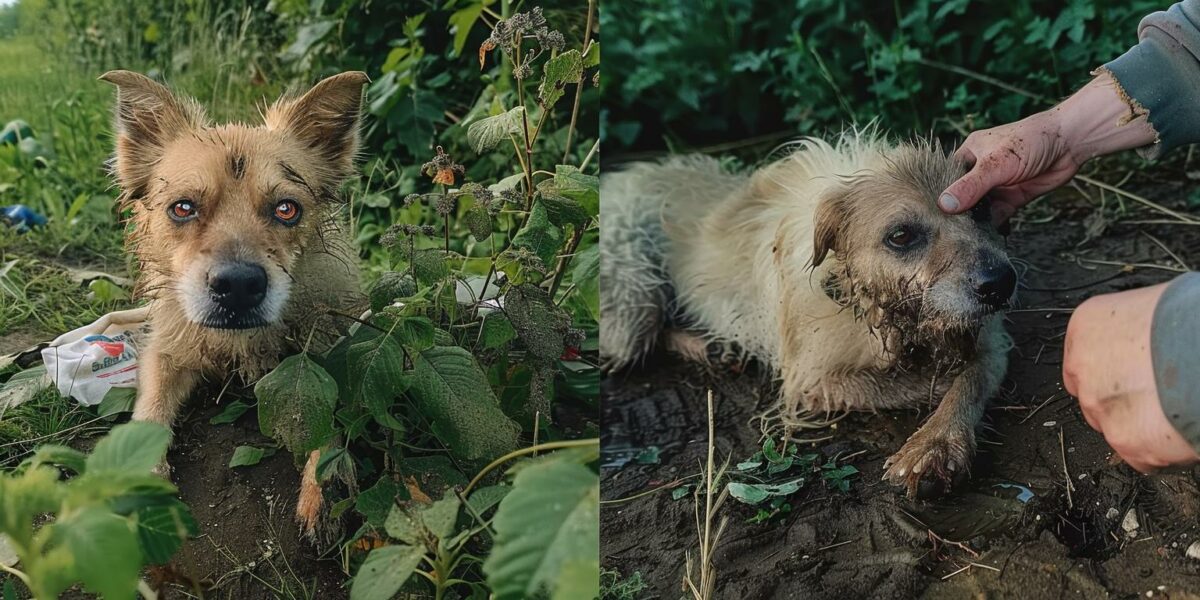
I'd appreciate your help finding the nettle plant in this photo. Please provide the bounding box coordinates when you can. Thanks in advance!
[248,6,600,599]
[0,423,196,599]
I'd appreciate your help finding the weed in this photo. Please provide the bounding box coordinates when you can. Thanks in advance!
[601,568,647,600]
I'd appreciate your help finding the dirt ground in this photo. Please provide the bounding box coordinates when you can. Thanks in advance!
[600,181,1200,599]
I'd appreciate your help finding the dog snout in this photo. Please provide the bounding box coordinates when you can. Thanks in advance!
[208,262,268,312]
[973,263,1016,309]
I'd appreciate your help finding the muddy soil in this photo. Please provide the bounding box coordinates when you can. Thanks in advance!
[600,182,1200,599]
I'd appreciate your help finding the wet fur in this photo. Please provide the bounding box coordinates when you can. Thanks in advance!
[600,131,1014,495]
[102,70,368,536]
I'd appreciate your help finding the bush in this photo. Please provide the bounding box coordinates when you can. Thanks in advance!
[603,0,1162,151]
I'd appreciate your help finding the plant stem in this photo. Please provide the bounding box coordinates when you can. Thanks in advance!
[0,561,31,589]
[463,438,598,496]
[580,138,600,172]
[548,224,586,297]
[563,0,596,164]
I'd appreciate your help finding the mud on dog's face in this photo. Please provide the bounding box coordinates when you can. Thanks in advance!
[812,146,1016,340]
[101,70,366,329]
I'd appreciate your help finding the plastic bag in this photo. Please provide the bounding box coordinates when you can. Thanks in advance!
[40,307,149,406]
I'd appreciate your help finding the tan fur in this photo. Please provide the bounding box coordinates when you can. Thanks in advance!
[601,131,1015,496]
[101,70,368,534]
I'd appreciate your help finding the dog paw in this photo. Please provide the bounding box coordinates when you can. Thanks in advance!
[882,426,972,499]
[665,330,743,372]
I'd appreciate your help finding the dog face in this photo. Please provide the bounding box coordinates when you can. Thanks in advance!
[811,144,1015,353]
[101,71,367,329]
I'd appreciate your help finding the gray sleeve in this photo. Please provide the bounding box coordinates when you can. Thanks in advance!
[1100,0,1200,159]
[1151,272,1200,452]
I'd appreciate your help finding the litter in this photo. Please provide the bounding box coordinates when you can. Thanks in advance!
[40,307,149,406]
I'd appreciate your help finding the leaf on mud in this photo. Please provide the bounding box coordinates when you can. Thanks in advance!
[228,445,275,468]
[209,399,251,425]
[538,49,583,108]
[466,106,525,154]
[726,479,804,505]
[407,346,520,462]
[255,354,338,455]
[350,544,425,600]
[504,285,570,361]
[483,458,599,600]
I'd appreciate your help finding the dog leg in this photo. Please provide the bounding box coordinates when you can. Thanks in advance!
[133,348,199,475]
[296,449,323,538]
[882,318,1009,496]
[664,329,741,369]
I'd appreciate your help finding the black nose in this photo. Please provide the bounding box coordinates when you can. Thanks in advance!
[208,262,267,312]
[974,263,1016,308]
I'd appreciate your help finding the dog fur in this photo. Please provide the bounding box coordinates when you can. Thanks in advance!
[101,70,367,533]
[600,131,1015,495]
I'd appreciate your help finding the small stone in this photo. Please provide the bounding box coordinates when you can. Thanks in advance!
[1106,508,1120,520]
[1122,509,1140,537]
[1043,421,1057,427]
[1186,541,1200,560]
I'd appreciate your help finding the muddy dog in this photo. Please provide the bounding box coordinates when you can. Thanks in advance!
[600,132,1016,496]
[101,70,366,532]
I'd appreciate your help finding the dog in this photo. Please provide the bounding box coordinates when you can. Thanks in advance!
[100,70,367,532]
[600,131,1015,496]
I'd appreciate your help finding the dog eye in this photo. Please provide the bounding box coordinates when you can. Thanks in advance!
[885,226,918,249]
[273,199,301,225]
[168,200,197,222]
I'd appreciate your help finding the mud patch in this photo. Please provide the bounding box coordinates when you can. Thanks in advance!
[601,183,1200,598]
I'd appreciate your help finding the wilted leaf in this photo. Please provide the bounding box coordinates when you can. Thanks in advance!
[538,49,583,107]
[255,354,338,455]
[483,458,599,599]
[466,106,525,154]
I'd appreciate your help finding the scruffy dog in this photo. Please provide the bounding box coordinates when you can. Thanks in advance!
[601,132,1015,495]
[100,70,366,532]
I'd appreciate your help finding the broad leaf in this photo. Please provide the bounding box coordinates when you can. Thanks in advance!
[538,49,583,107]
[504,285,570,361]
[86,422,170,475]
[57,507,141,600]
[464,205,493,241]
[134,500,198,564]
[346,326,410,429]
[552,165,599,217]
[229,445,274,468]
[480,312,517,349]
[484,459,599,599]
[466,106,524,154]
[255,354,338,455]
[571,243,600,321]
[510,202,563,275]
[357,477,405,529]
[350,544,425,600]
[408,346,520,462]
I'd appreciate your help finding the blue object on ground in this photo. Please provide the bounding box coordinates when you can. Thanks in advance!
[1,205,48,232]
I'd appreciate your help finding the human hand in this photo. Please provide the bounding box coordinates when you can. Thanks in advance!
[1063,284,1200,472]
[939,72,1157,222]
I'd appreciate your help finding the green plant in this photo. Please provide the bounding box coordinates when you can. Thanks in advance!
[724,437,859,523]
[600,569,647,600]
[603,0,1163,152]
[0,422,196,599]
[242,3,599,597]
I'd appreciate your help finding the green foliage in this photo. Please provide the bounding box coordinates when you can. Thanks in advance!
[604,0,1163,150]
[726,438,859,523]
[0,422,195,598]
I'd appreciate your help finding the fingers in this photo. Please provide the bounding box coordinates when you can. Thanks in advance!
[939,158,1012,215]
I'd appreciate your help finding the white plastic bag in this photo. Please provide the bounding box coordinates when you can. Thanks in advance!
[40,307,149,406]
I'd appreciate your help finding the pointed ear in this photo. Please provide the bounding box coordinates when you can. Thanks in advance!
[811,188,849,268]
[99,70,206,194]
[264,71,369,176]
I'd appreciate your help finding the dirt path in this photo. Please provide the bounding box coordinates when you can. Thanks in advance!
[600,182,1200,599]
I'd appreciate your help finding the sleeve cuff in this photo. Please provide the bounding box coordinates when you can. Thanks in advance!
[1151,272,1200,453]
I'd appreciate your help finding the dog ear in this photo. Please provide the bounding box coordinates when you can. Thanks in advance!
[265,71,369,176]
[811,189,849,267]
[99,70,207,194]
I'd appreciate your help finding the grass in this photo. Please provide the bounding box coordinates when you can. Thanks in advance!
[600,568,647,600]
[0,385,109,467]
